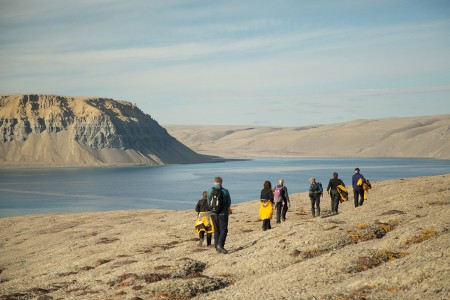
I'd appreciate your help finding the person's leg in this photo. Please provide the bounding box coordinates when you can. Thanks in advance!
[316,195,321,216]
[262,219,268,231]
[331,190,339,213]
[198,231,205,246]
[358,189,365,206]
[211,215,220,249]
[276,202,282,223]
[334,191,340,213]
[353,189,359,207]
[217,215,229,250]
[282,202,288,220]
[206,233,212,246]
[310,197,315,217]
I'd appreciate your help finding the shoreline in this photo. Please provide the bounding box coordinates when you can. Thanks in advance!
[1,155,449,169]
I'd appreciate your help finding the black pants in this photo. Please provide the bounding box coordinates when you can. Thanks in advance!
[310,194,321,216]
[354,187,364,207]
[330,189,340,213]
[211,214,229,249]
[262,219,272,230]
[276,201,288,222]
[199,231,212,246]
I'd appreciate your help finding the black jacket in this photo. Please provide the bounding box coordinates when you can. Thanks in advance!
[260,188,274,203]
[195,198,210,212]
[327,178,345,191]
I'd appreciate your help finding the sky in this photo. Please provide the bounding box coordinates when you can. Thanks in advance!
[1,0,450,126]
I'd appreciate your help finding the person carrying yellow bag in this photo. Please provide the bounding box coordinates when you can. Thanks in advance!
[259,180,274,231]
[326,172,345,215]
[194,191,214,247]
[352,168,366,207]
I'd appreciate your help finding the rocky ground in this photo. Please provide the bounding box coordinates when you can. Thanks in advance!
[0,173,449,299]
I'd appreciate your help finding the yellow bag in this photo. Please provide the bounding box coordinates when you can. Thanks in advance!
[194,212,214,234]
[258,200,273,220]
[337,185,348,202]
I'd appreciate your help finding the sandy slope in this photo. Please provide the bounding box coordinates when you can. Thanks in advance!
[166,114,450,159]
[1,174,449,299]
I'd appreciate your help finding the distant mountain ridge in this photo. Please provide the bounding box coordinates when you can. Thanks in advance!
[166,114,450,159]
[0,94,210,166]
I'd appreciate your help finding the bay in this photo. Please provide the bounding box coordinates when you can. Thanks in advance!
[1,157,449,217]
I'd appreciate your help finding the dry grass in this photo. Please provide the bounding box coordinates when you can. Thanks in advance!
[347,249,409,273]
[405,229,438,245]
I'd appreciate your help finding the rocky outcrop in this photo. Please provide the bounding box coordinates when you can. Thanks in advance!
[0,94,211,166]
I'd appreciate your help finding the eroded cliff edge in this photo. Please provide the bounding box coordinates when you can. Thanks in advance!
[0,94,211,166]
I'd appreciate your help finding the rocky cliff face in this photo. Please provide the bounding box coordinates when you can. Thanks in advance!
[0,94,210,166]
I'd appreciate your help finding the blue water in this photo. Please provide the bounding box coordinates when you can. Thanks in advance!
[1,158,449,217]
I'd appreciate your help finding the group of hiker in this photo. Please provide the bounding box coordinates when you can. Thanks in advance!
[194,169,371,254]
[308,168,371,217]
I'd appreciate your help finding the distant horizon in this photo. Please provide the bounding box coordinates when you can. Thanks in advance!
[1,1,450,126]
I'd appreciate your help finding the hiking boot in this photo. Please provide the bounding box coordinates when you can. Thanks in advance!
[216,246,228,254]
[198,239,203,247]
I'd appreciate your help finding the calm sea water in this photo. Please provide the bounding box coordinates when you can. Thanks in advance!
[1,157,449,217]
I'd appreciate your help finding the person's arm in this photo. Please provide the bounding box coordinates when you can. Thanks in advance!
[195,201,201,212]
[327,180,331,192]
[270,190,274,203]
[207,189,212,206]
[284,186,290,204]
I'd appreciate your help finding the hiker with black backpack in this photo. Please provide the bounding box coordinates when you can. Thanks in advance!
[208,176,231,254]
[274,179,290,223]
[309,177,323,217]
[194,191,213,247]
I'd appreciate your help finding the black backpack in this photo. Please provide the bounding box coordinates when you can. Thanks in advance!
[210,187,224,213]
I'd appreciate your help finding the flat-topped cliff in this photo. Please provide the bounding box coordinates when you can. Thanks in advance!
[0,94,210,166]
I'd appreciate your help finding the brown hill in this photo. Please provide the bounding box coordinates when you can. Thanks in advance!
[0,173,449,299]
[166,114,450,159]
[0,94,212,167]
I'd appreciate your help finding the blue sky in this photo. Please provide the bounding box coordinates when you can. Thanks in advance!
[1,0,449,126]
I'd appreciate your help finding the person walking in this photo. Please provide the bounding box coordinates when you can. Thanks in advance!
[274,179,290,223]
[308,177,322,217]
[259,180,274,231]
[208,176,231,254]
[352,167,366,207]
[194,191,213,247]
[326,172,345,215]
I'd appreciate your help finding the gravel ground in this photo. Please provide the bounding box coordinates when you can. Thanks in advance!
[1,173,449,299]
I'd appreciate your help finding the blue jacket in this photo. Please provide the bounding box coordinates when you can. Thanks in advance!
[352,173,365,189]
[207,184,231,216]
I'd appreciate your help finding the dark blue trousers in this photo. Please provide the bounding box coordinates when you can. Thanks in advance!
[211,214,229,249]
[354,187,364,207]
